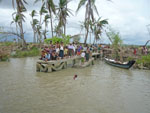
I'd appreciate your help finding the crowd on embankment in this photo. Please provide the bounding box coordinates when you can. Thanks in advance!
[1,42,150,69]
[39,42,101,63]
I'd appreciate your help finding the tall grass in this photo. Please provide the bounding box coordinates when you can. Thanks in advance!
[136,55,150,68]
[12,47,40,58]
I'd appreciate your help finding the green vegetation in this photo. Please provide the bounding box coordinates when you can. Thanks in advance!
[44,35,71,45]
[136,55,150,68]
[12,47,40,58]
[0,55,9,61]
[106,28,123,60]
[1,42,14,46]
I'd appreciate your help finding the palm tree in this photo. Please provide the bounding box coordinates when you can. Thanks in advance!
[43,14,50,39]
[46,0,56,37]
[92,17,108,43]
[30,10,38,43]
[11,12,20,42]
[39,2,48,25]
[36,25,42,43]
[76,0,99,44]
[57,0,73,35]
[12,0,28,48]
[79,21,89,41]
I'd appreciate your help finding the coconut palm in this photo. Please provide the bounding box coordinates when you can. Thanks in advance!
[57,0,73,35]
[76,0,99,44]
[92,17,108,43]
[30,10,38,43]
[46,0,56,37]
[11,12,20,42]
[12,0,28,48]
[43,14,50,39]
[39,2,48,25]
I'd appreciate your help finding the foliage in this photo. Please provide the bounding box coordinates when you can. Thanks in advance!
[62,34,71,45]
[91,17,108,41]
[127,56,135,61]
[57,0,73,35]
[0,55,9,61]
[136,55,150,67]
[107,28,123,49]
[12,47,40,58]
[1,42,14,46]
[44,34,71,45]
[76,0,99,44]
[44,36,63,44]
[106,28,123,59]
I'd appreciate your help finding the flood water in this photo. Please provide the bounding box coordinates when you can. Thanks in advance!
[0,57,150,113]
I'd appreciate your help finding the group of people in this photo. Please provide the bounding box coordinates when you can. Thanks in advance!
[40,42,98,62]
[133,46,149,55]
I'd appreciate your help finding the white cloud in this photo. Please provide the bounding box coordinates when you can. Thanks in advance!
[0,0,150,44]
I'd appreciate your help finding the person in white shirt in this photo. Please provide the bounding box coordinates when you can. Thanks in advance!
[81,50,85,64]
[59,43,64,59]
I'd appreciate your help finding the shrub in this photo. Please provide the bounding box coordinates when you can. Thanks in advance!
[44,35,71,45]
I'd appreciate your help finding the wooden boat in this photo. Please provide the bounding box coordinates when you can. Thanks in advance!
[104,58,135,69]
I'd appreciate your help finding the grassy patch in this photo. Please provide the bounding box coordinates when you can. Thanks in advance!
[12,47,40,58]
[0,55,9,61]
[136,55,150,68]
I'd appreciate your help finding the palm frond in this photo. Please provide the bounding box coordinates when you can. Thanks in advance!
[31,10,37,17]
[23,0,28,5]
[33,19,39,26]
[93,4,99,16]
[47,0,56,14]
[76,0,87,13]
[34,0,41,4]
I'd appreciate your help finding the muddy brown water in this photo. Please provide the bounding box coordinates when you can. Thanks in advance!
[0,57,150,113]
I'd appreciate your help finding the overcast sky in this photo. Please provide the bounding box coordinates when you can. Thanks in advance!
[0,0,150,45]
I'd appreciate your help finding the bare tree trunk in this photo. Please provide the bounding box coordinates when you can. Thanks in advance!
[64,23,66,35]
[33,30,36,43]
[64,3,67,36]
[44,22,47,39]
[15,23,19,45]
[84,28,89,44]
[48,9,54,38]
[18,18,26,48]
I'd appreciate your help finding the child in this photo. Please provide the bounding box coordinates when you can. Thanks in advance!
[64,46,68,58]
[81,50,85,64]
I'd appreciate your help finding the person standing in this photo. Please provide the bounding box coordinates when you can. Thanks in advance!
[81,50,85,64]
[133,48,136,55]
[59,42,64,59]
[68,43,73,57]
[85,47,90,61]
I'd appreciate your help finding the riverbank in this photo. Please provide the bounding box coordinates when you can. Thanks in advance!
[1,42,150,70]
[0,42,40,61]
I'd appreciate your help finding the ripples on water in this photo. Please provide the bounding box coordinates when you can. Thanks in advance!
[0,57,150,113]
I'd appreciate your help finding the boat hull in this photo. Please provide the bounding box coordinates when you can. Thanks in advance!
[105,58,135,69]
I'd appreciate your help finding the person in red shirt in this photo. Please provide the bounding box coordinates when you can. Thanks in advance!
[133,48,136,55]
